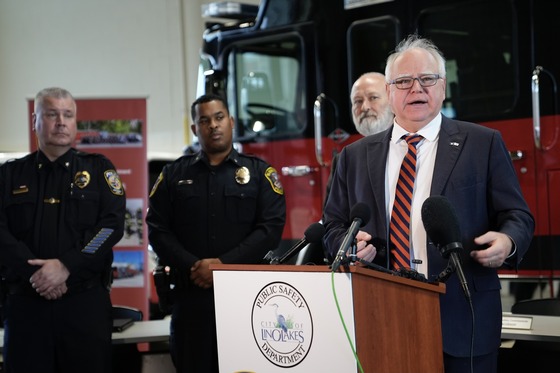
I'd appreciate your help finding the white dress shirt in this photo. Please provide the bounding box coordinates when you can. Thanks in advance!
[385,113,441,276]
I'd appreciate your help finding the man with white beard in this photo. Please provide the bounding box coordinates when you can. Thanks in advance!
[324,72,393,211]
[351,72,394,136]
[319,72,394,264]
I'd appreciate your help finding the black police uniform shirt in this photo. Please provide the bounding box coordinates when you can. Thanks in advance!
[0,148,126,291]
[147,148,286,272]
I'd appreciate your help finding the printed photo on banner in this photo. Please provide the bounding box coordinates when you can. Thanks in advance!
[112,249,144,288]
[116,198,144,247]
[76,119,143,148]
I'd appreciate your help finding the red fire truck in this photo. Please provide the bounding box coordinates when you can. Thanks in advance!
[197,0,559,277]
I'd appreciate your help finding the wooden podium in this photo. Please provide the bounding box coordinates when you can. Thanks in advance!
[212,264,445,373]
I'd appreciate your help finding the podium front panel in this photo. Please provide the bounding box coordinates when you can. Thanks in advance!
[213,269,358,372]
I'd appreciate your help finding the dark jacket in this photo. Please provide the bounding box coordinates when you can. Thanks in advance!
[0,149,126,291]
[323,116,534,357]
[146,149,286,277]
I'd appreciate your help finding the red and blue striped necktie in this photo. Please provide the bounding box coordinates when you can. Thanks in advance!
[390,134,422,270]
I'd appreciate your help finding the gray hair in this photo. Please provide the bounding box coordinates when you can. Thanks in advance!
[385,34,446,81]
[34,87,75,113]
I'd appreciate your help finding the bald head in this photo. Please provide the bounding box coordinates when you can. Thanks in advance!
[350,72,393,136]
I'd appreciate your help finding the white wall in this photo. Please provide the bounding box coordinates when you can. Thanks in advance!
[0,0,260,158]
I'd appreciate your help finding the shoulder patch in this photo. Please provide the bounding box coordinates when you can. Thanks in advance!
[149,172,164,198]
[104,169,124,196]
[264,167,284,195]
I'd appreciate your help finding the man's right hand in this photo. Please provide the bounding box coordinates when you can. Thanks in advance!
[355,230,377,262]
[41,283,68,300]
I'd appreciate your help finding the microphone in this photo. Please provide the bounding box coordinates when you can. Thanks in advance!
[421,195,471,300]
[331,203,371,272]
[271,222,326,265]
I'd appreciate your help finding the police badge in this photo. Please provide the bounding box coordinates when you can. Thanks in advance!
[235,166,250,184]
[74,171,91,189]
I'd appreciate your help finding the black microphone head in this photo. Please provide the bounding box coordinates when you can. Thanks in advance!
[304,222,326,243]
[350,203,370,227]
[421,195,461,257]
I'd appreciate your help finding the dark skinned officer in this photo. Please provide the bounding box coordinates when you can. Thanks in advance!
[146,93,286,373]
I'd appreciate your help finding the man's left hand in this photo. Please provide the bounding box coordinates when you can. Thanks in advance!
[471,231,513,268]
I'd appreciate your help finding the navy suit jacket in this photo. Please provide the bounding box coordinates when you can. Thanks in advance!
[323,115,534,357]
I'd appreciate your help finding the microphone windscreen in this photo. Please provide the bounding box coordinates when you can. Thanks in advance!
[304,222,326,243]
[350,202,371,227]
[421,195,461,248]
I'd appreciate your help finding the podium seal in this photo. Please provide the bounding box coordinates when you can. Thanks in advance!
[251,281,313,368]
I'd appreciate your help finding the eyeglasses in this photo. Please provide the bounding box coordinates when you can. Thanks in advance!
[389,74,442,90]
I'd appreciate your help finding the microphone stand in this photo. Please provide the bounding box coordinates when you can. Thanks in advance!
[334,240,358,270]
[434,262,454,283]
[343,239,395,275]
[263,250,280,264]
[356,258,396,275]
[348,240,358,266]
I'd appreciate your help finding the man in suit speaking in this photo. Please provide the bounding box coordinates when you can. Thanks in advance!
[322,34,534,373]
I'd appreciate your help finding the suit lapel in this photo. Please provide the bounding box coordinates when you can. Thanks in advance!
[430,117,467,195]
[366,130,391,257]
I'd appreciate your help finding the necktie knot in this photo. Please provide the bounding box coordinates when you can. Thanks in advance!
[404,134,422,148]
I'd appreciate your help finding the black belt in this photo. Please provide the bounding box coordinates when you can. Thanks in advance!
[6,276,102,297]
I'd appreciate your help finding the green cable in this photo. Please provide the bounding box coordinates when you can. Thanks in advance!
[331,271,365,373]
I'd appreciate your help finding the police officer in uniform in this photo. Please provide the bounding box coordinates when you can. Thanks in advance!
[0,87,126,373]
[146,94,286,373]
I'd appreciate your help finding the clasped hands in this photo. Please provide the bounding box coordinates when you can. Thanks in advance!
[190,258,222,289]
[28,258,70,300]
